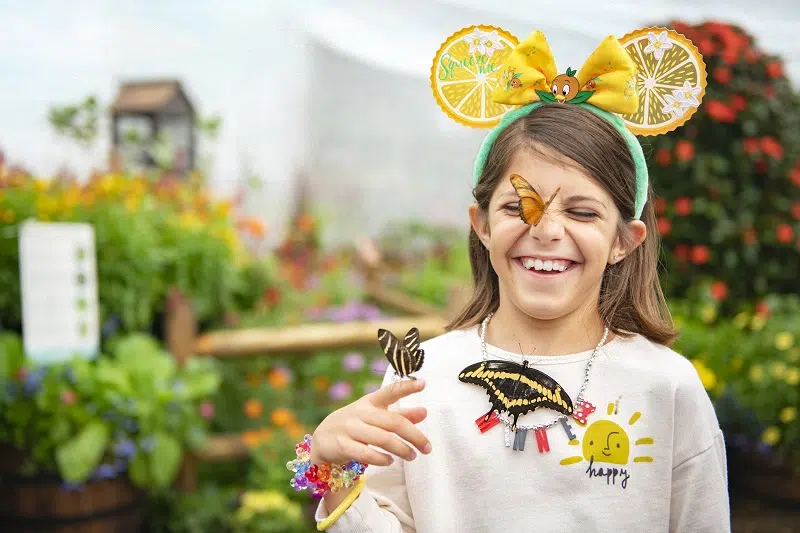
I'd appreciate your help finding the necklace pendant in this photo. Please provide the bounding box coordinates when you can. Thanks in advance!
[512,428,527,451]
[504,424,511,447]
[475,411,501,433]
[560,417,577,441]
[534,427,550,453]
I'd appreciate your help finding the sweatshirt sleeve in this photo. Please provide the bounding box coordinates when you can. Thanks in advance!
[669,359,731,532]
[669,431,730,533]
[314,458,415,533]
[314,367,417,532]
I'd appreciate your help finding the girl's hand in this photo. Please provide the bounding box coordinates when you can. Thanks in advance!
[310,378,432,466]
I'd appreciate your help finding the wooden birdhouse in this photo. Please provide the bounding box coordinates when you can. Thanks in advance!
[110,79,196,173]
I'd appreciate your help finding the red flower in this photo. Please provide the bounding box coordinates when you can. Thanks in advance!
[744,49,759,64]
[655,148,672,166]
[675,140,695,162]
[764,86,776,100]
[697,39,716,56]
[760,137,784,159]
[792,168,800,187]
[674,244,689,261]
[792,202,800,220]
[706,100,736,123]
[674,197,692,216]
[776,224,794,244]
[766,61,784,79]
[729,94,747,112]
[743,138,760,155]
[710,281,728,301]
[755,300,771,317]
[755,159,768,174]
[263,286,282,306]
[713,67,732,84]
[743,228,757,245]
[654,198,667,215]
[657,217,672,236]
[690,245,710,265]
[721,48,739,65]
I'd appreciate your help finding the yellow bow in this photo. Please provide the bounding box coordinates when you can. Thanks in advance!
[493,31,639,114]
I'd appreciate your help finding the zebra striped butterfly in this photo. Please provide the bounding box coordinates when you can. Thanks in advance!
[377,327,425,379]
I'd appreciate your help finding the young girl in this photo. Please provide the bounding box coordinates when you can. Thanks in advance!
[290,26,730,532]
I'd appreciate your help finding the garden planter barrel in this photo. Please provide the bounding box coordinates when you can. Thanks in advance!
[0,444,145,533]
[727,446,800,507]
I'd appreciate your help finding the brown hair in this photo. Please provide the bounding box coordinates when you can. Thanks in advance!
[446,104,677,346]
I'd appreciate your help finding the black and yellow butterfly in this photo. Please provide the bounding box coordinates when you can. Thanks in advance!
[378,327,425,379]
[459,360,573,430]
[509,173,561,226]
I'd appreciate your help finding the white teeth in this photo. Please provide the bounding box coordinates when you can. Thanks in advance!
[521,258,572,272]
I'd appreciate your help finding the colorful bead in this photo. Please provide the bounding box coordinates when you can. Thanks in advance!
[286,434,368,496]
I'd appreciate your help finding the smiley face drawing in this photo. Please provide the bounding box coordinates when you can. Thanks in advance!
[560,401,654,466]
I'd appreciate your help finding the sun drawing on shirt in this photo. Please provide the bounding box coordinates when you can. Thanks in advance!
[560,402,654,466]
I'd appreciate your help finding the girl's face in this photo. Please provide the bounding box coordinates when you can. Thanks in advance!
[469,148,645,322]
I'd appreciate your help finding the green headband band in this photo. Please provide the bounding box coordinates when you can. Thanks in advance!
[472,102,649,220]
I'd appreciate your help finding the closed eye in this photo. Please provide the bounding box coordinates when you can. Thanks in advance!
[568,210,598,219]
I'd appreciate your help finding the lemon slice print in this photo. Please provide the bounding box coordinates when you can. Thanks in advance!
[431,26,519,128]
[618,27,707,136]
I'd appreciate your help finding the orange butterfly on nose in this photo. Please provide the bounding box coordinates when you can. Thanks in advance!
[509,173,561,226]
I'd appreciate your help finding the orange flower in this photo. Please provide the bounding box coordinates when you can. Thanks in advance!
[244,399,264,419]
[286,422,306,440]
[776,224,794,244]
[766,61,784,79]
[729,94,747,112]
[270,408,294,427]
[674,197,692,216]
[267,368,291,389]
[761,137,784,160]
[297,214,314,232]
[713,67,732,84]
[710,281,728,301]
[242,428,273,448]
[313,375,330,392]
[706,100,736,123]
[743,138,760,155]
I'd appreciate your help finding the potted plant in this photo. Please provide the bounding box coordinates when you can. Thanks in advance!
[0,331,221,532]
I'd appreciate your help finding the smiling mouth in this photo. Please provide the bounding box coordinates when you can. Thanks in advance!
[516,257,579,275]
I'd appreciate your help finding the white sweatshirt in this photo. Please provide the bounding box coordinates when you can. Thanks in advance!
[315,327,731,532]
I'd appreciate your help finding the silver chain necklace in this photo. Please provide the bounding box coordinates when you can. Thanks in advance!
[479,312,609,435]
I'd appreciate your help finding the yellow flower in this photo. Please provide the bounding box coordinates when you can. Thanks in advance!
[270,408,294,427]
[750,315,767,331]
[786,367,800,386]
[313,375,330,392]
[33,179,49,192]
[779,407,797,424]
[733,312,749,329]
[771,361,787,380]
[242,427,273,448]
[775,332,795,351]
[214,200,232,218]
[691,359,717,390]
[700,304,717,324]
[124,196,140,213]
[178,212,202,230]
[749,365,764,383]
[237,491,301,522]
[731,356,744,371]
[267,368,291,389]
[761,426,781,446]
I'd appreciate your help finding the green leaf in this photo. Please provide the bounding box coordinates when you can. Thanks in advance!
[95,362,133,395]
[55,422,110,483]
[129,453,150,488]
[149,432,182,488]
[535,90,557,103]
[0,332,24,380]
[569,91,595,104]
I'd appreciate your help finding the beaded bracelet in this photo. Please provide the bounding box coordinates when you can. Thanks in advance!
[286,434,368,498]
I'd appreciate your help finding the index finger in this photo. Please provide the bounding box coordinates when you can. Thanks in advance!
[369,378,425,408]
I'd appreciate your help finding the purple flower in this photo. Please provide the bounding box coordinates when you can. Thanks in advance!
[93,463,117,479]
[342,352,365,372]
[363,382,381,395]
[23,368,46,396]
[114,439,137,458]
[371,357,389,375]
[329,381,353,401]
[360,305,383,321]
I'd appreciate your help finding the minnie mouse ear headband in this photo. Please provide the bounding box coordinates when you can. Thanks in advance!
[430,26,707,219]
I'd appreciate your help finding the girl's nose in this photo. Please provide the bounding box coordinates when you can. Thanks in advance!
[528,213,563,242]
